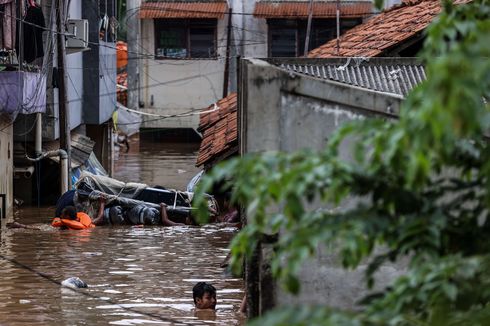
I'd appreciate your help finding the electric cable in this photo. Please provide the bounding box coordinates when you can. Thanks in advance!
[0,253,198,325]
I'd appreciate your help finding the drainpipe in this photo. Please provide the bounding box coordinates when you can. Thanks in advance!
[35,113,42,157]
[26,150,69,194]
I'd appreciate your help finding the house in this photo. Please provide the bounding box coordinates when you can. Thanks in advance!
[136,0,372,134]
[0,1,47,219]
[238,57,425,315]
[0,0,118,210]
[308,0,448,58]
[254,0,372,57]
[195,0,450,172]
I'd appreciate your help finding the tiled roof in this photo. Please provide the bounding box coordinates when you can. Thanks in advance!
[196,93,238,167]
[269,58,425,97]
[254,0,373,18]
[308,0,443,58]
[139,1,228,19]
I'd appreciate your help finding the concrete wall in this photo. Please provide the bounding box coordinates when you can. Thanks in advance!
[65,1,84,130]
[82,2,117,125]
[0,120,13,222]
[240,59,405,313]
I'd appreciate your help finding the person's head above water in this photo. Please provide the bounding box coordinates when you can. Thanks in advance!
[61,206,77,220]
[193,282,217,310]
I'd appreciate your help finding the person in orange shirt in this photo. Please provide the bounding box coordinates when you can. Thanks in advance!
[51,206,96,230]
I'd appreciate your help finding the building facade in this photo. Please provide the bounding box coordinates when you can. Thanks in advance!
[137,0,372,132]
[0,0,118,213]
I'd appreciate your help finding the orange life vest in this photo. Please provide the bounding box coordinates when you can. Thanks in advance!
[52,212,95,230]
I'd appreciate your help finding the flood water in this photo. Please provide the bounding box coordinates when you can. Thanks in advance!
[0,136,245,325]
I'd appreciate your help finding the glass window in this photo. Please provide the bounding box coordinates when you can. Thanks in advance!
[270,28,296,57]
[190,28,215,58]
[157,28,187,58]
[155,19,217,59]
[268,19,361,57]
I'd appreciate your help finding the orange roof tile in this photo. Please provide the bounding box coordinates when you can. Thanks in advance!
[308,0,448,58]
[140,1,228,19]
[196,93,238,167]
[254,1,373,18]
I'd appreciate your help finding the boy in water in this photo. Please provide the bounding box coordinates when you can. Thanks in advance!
[193,282,217,310]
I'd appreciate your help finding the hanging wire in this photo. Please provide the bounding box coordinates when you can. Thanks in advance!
[0,253,197,325]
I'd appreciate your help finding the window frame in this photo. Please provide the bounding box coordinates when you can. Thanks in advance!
[154,19,218,60]
[267,18,362,57]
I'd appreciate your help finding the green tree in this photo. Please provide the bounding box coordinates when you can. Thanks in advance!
[195,0,490,324]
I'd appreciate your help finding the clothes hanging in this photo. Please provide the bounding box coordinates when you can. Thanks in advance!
[18,3,45,63]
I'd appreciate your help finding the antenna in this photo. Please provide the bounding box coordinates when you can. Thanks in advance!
[303,0,314,56]
[336,0,340,55]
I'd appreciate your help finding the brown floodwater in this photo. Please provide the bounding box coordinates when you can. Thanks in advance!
[0,136,245,325]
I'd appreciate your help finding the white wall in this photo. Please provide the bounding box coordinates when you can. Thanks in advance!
[0,120,13,221]
[230,0,267,58]
[65,1,84,130]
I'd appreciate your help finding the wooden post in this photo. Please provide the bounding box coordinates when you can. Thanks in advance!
[57,0,71,189]
[336,0,340,55]
[304,0,314,56]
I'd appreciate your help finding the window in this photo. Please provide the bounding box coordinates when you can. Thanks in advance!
[268,19,362,57]
[155,19,217,59]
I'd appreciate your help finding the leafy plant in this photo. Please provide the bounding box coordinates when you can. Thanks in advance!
[195,0,490,324]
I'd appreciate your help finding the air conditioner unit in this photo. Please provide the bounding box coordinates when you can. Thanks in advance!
[66,19,89,48]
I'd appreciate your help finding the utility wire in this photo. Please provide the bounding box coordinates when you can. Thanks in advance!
[0,253,197,325]
[0,7,379,59]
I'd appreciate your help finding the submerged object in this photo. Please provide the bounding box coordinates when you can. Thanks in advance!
[61,277,88,289]
[74,172,219,219]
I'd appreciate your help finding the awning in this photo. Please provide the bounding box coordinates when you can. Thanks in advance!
[253,1,373,18]
[139,1,229,19]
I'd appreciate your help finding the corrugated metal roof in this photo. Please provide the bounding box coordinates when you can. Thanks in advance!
[254,1,373,18]
[139,1,228,19]
[196,93,238,168]
[270,58,425,97]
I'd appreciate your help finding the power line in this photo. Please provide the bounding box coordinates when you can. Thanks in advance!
[0,6,380,59]
[0,253,197,325]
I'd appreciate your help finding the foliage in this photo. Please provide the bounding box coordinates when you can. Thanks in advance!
[194,0,490,324]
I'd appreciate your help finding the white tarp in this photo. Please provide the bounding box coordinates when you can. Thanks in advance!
[114,102,142,136]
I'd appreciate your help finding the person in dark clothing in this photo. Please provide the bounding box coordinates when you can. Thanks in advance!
[55,190,76,217]
[92,199,184,227]
[124,203,184,227]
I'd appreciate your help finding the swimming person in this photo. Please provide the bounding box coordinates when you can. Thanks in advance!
[193,282,217,310]
[51,206,97,230]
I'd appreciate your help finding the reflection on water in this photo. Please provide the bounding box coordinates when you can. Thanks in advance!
[0,136,245,325]
[113,135,202,190]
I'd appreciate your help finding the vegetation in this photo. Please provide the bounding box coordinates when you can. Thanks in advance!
[195,0,490,324]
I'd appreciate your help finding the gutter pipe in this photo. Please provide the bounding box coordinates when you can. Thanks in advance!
[26,149,69,194]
